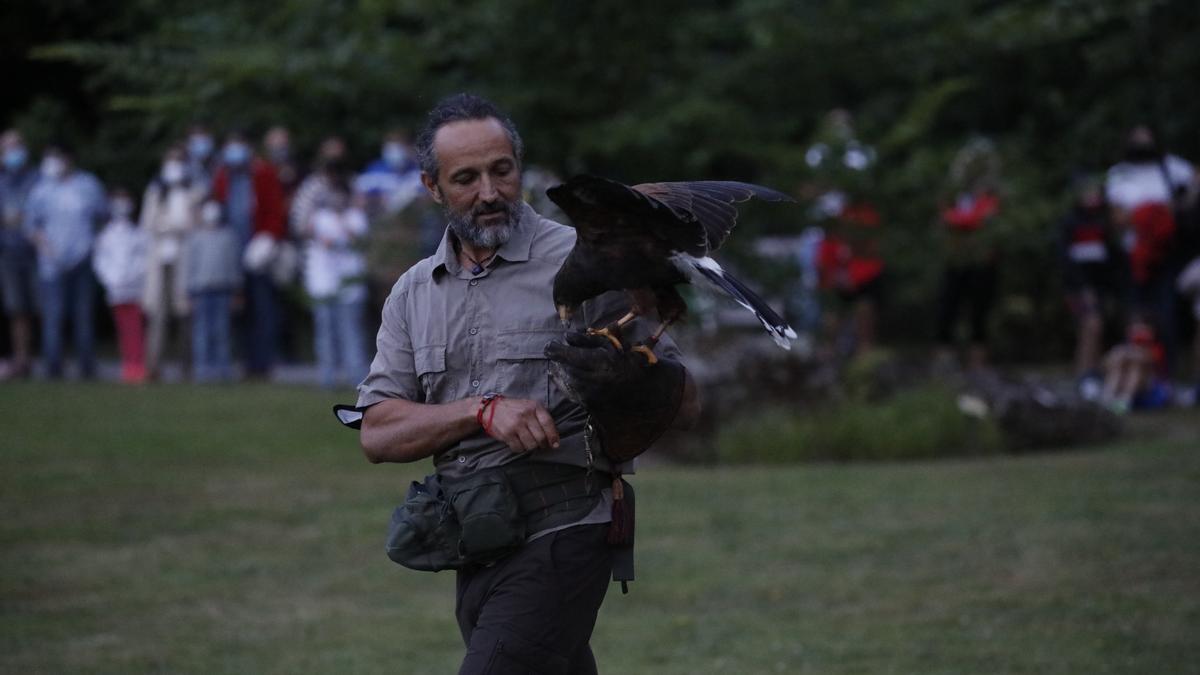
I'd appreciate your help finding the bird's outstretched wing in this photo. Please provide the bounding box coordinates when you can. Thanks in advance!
[632,180,793,256]
[546,175,793,258]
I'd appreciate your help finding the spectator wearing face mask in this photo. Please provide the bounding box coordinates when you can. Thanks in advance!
[302,182,369,389]
[22,142,107,379]
[185,123,217,187]
[140,145,204,380]
[263,125,302,208]
[291,136,354,234]
[211,130,286,379]
[0,129,40,379]
[186,200,242,382]
[353,129,423,217]
[94,188,149,383]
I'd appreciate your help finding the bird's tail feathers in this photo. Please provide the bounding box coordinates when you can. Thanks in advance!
[684,257,797,349]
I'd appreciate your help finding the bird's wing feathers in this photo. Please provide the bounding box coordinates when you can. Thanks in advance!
[677,254,797,350]
[633,181,793,254]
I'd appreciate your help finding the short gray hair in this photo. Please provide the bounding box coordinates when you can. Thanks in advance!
[415,93,524,182]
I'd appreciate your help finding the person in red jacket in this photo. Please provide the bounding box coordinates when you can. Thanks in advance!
[936,138,1002,371]
[211,130,286,378]
[816,200,884,355]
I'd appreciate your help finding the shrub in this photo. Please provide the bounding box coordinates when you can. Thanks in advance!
[715,383,1004,463]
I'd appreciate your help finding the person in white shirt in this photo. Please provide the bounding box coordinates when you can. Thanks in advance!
[93,189,149,383]
[302,185,369,389]
[1105,125,1197,375]
[140,145,205,379]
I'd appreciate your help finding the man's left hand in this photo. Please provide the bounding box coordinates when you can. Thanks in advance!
[543,331,651,404]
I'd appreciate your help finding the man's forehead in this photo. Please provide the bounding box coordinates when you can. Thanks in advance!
[433,118,515,170]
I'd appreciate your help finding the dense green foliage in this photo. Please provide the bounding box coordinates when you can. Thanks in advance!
[3,383,1199,673]
[715,382,1006,462]
[4,0,1199,353]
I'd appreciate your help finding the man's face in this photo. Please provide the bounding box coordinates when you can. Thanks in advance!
[422,118,523,249]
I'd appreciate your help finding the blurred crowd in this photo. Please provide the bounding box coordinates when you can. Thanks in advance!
[785,113,1200,414]
[0,124,436,388]
[0,123,567,389]
[2,117,1199,413]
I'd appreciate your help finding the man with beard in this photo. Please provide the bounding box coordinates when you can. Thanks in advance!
[354,93,699,674]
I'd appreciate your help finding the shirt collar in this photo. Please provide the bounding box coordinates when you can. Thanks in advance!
[430,202,538,279]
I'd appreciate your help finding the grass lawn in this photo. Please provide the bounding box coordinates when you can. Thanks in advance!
[2,383,1198,674]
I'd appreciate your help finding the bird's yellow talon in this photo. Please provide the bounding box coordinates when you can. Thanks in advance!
[632,345,658,365]
[586,326,625,351]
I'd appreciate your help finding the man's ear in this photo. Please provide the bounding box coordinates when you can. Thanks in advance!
[421,172,443,204]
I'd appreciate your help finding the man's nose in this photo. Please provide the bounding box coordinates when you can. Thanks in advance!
[478,175,498,202]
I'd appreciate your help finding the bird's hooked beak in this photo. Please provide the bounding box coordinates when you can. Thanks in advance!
[557,304,573,328]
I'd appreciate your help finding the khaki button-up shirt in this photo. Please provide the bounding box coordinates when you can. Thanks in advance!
[357,203,681,479]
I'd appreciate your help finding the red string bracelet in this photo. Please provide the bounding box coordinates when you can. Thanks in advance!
[477,394,504,437]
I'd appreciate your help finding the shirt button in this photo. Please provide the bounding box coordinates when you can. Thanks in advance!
[457,455,466,464]
[469,280,479,286]
[471,379,480,388]
[469,327,479,335]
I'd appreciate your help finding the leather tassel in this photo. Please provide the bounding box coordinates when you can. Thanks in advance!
[607,476,634,546]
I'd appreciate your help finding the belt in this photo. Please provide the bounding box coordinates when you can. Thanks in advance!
[503,461,607,534]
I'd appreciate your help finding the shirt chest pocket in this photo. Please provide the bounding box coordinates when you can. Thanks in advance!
[495,329,559,362]
[494,328,560,398]
[413,344,448,402]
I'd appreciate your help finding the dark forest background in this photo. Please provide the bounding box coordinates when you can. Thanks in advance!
[4,0,1198,358]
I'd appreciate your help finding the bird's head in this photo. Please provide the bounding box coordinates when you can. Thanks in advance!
[546,175,635,218]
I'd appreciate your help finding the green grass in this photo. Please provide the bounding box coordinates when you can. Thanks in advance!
[2,383,1198,674]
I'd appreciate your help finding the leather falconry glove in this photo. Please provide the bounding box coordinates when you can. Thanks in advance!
[544,331,685,462]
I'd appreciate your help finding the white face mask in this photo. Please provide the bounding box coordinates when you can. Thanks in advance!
[200,201,222,227]
[41,156,66,179]
[162,160,186,184]
[383,142,408,167]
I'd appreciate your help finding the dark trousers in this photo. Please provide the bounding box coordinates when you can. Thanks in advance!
[937,263,997,345]
[243,271,279,376]
[456,523,612,675]
[39,259,96,378]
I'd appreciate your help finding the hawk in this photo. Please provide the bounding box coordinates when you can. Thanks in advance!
[548,174,797,360]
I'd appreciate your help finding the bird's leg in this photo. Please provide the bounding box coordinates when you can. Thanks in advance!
[630,319,675,365]
[586,310,638,351]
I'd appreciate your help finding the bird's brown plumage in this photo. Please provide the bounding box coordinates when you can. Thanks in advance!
[547,174,796,348]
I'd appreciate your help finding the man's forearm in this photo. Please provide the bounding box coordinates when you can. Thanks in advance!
[359,397,480,464]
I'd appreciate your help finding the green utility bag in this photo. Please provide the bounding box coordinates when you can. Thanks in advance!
[385,467,526,572]
[385,474,464,572]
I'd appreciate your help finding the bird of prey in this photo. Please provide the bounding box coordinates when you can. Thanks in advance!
[547,174,798,361]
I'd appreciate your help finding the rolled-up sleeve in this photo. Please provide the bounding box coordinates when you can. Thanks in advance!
[356,287,421,407]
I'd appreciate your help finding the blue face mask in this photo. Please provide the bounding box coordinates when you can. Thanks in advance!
[383,143,409,168]
[222,143,250,166]
[188,135,213,159]
[3,147,27,171]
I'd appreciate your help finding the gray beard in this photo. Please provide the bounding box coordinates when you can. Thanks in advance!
[446,197,523,250]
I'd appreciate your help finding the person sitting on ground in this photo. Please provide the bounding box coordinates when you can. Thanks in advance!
[1100,314,1168,414]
